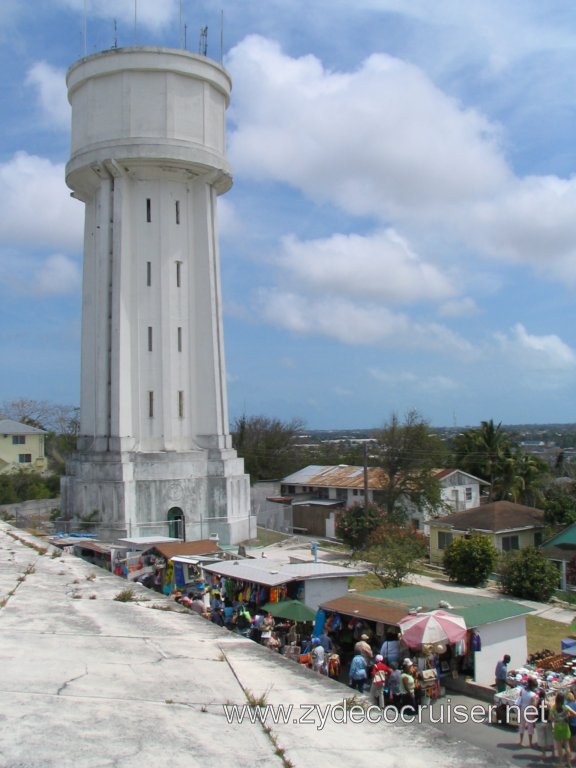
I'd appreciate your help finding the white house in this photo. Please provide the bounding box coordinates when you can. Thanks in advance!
[276,465,489,537]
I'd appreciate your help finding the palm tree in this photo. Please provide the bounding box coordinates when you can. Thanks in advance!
[453,420,512,500]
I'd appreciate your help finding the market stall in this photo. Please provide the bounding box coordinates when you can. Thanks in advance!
[491,652,576,725]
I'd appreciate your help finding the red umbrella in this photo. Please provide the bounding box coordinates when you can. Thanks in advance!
[398,609,467,649]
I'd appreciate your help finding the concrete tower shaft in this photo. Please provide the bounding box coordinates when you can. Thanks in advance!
[62,47,253,545]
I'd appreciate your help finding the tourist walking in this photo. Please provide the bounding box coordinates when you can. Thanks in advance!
[400,659,416,714]
[348,652,368,693]
[550,692,572,767]
[517,677,539,748]
[370,655,391,708]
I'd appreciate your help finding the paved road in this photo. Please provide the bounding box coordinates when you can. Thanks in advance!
[398,692,550,768]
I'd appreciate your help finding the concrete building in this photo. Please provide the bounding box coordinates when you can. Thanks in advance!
[61,47,253,545]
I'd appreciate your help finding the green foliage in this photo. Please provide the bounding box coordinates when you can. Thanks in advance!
[499,547,560,602]
[372,409,447,521]
[452,419,550,505]
[231,414,305,483]
[443,534,499,586]
[365,524,427,586]
[335,503,386,554]
[0,471,60,504]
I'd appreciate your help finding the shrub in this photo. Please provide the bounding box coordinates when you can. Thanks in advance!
[443,534,499,586]
[499,547,560,602]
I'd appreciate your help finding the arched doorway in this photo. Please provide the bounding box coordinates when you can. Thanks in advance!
[167,507,185,540]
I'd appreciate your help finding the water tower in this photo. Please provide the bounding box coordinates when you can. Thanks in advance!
[61,47,253,545]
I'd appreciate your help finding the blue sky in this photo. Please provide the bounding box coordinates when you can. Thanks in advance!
[1,1,576,430]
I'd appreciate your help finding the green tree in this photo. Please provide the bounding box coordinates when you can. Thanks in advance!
[372,410,446,523]
[335,503,386,556]
[453,420,513,499]
[443,534,499,586]
[231,414,305,483]
[499,547,560,602]
[365,524,427,586]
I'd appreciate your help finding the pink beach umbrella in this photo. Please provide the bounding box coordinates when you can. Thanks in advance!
[398,609,467,650]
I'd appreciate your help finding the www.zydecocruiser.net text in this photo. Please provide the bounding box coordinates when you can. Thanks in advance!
[223,699,544,729]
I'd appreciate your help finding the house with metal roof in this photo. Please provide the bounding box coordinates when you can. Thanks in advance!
[540,522,576,590]
[0,419,48,475]
[429,500,546,565]
[320,584,533,687]
[273,464,489,537]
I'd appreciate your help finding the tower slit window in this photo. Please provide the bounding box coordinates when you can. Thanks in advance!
[148,391,154,418]
[146,198,151,222]
[177,326,182,352]
[147,326,153,352]
[175,200,180,225]
[178,390,184,418]
[146,261,151,286]
[176,261,182,287]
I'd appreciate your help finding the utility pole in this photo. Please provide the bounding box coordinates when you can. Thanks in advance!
[363,443,369,513]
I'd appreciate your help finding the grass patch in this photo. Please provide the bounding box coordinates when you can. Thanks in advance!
[114,588,137,602]
[526,614,574,655]
[241,527,292,547]
[349,572,384,591]
[245,687,270,708]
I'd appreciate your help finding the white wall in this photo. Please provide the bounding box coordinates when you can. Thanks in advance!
[303,577,349,611]
[472,615,528,687]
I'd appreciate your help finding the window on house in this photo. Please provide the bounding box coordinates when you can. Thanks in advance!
[438,531,453,550]
[148,391,154,418]
[12,436,25,445]
[146,261,151,287]
[18,454,32,463]
[502,535,519,552]
[177,327,182,352]
[146,198,151,222]
[534,531,543,547]
[317,487,329,500]
[147,327,153,352]
[178,390,184,418]
[176,261,182,287]
[336,488,347,501]
[175,200,180,225]
[465,487,473,501]
[412,519,420,530]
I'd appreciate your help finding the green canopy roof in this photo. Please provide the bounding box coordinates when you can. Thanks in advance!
[364,585,533,627]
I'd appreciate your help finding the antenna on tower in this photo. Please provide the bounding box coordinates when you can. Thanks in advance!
[179,0,183,49]
[220,10,224,64]
[134,0,138,45]
[113,19,118,49]
[199,26,208,56]
[83,0,88,57]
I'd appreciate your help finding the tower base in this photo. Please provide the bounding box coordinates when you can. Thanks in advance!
[61,448,255,546]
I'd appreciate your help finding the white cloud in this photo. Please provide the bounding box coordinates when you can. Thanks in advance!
[0,152,83,250]
[58,0,178,31]
[227,35,576,289]
[25,62,69,131]
[227,36,510,221]
[259,290,475,355]
[32,254,81,296]
[278,229,456,304]
[494,323,576,371]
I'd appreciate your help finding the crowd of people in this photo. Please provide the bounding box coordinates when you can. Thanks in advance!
[495,653,576,766]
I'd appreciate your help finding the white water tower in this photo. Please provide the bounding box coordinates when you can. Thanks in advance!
[61,47,253,545]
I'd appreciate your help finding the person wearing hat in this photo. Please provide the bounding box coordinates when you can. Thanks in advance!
[370,654,392,708]
[400,658,416,714]
[354,633,373,662]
